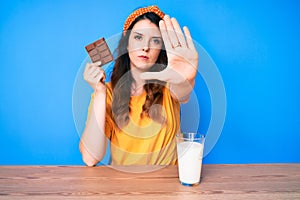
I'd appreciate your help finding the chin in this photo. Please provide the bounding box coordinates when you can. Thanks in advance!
[135,63,154,71]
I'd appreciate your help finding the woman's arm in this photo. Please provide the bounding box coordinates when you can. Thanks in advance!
[79,63,107,166]
[79,93,107,166]
[169,78,195,103]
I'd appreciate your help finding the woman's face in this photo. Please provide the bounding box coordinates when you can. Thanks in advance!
[127,19,163,72]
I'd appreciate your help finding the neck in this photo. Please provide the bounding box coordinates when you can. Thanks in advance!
[131,68,146,95]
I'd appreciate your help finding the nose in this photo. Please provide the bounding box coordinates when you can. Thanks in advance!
[142,40,150,52]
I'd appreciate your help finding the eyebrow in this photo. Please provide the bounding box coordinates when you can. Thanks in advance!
[133,31,162,38]
[133,31,143,35]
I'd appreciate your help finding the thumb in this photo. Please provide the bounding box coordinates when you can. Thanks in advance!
[140,69,170,81]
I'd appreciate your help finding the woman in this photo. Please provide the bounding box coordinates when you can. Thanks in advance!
[80,5,198,166]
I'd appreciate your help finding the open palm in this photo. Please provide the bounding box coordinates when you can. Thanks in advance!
[141,15,198,84]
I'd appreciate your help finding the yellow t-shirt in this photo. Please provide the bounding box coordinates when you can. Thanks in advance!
[89,82,180,165]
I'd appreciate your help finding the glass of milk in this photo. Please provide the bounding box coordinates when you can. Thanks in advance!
[176,132,205,186]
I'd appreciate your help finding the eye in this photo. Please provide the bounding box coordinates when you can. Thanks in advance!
[151,38,162,46]
[134,35,142,40]
[153,39,161,44]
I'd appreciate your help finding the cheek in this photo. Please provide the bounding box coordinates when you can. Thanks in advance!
[127,45,141,59]
[151,49,161,60]
[127,38,141,52]
[127,44,138,61]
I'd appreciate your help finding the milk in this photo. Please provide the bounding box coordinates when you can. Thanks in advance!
[177,141,204,184]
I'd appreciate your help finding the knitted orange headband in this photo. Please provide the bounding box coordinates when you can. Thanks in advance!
[123,5,165,33]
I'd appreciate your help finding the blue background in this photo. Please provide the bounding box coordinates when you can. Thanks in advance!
[1,0,299,165]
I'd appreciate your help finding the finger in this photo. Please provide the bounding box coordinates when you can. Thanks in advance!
[89,66,105,78]
[84,61,101,77]
[159,20,172,50]
[140,69,170,82]
[86,61,101,70]
[164,15,180,48]
[88,61,102,70]
[92,70,105,81]
[84,62,93,74]
[171,17,186,48]
[90,68,101,78]
[84,63,95,81]
[183,26,196,50]
[94,61,102,67]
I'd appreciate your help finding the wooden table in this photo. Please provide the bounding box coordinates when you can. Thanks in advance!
[0,164,299,199]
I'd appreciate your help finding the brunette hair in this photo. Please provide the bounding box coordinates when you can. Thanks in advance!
[111,12,167,128]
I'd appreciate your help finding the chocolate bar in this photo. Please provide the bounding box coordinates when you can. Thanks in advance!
[85,37,114,66]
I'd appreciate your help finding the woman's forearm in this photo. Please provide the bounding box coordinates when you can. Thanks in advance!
[79,94,107,166]
[169,79,195,103]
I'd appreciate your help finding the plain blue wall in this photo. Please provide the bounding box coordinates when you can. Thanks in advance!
[0,0,299,165]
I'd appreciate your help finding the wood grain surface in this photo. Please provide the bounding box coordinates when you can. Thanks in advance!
[0,164,299,199]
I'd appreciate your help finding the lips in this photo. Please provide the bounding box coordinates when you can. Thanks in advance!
[138,55,149,60]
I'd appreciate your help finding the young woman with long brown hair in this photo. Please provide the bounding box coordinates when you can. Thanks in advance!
[80,5,198,166]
